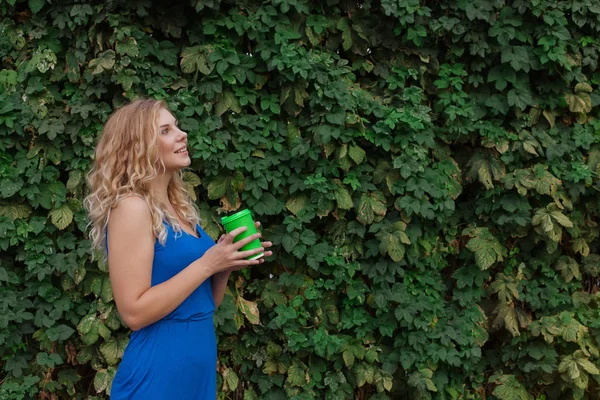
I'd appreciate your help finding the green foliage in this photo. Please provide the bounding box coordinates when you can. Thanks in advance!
[2,0,600,398]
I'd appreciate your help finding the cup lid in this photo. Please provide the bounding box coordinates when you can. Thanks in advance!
[221,209,251,225]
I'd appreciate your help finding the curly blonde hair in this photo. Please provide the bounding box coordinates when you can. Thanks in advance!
[84,99,200,255]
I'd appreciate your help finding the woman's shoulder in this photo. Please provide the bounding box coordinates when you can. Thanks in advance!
[110,195,151,224]
[115,194,146,207]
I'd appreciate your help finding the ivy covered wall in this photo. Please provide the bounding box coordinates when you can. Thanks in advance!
[2,0,600,399]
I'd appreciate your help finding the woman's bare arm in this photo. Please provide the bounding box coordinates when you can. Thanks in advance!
[211,270,232,308]
[107,197,263,330]
[210,222,273,308]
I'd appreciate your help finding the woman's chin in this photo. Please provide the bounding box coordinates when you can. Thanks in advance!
[176,157,191,168]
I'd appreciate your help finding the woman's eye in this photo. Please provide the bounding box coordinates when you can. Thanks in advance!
[161,128,169,135]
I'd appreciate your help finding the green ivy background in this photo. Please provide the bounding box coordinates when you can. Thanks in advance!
[2,0,600,399]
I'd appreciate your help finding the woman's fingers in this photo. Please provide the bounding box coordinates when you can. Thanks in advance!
[231,257,262,268]
[220,223,271,267]
[230,259,262,271]
[225,226,248,242]
[233,232,261,250]
[236,246,265,259]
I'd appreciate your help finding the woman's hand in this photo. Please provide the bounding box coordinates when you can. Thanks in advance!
[202,221,273,274]
[217,221,273,272]
[208,221,273,308]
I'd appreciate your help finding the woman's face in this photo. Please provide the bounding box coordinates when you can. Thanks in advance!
[157,108,190,172]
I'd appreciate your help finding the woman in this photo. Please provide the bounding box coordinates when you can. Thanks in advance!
[84,99,272,399]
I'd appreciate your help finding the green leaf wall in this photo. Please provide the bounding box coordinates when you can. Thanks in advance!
[2,0,600,399]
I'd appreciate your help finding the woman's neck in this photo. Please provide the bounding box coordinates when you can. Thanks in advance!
[148,171,173,205]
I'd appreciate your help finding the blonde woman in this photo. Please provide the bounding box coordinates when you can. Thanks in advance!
[85,99,272,399]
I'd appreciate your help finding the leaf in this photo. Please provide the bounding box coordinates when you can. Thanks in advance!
[348,145,366,165]
[489,273,519,302]
[46,324,75,341]
[281,231,300,253]
[407,368,437,393]
[560,314,586,343]
[237,297,260,325]
[571,238,590,257]
[182,171,201,187]
[285,193,308,215]
[36,352,63,368]
[334,184,353,210]
[198,205,219,240]
[532,205,570,242]
[77,313,100,345]
[97,321,111,340]
[99,336,128,365]
[383,372,393,391]
[208,172,244,209]
[463,227,507,270]
[115,37,139,57]
[325,108,346,125]
[29,0,44,13]
[66,170,83,192]
[356,192,387,225]
[101,276,114,302]
[243,388,258,400]
[215,90,241,116]
[0,69,17,86]
[337,17,353,51]
[582,254,600,276]
[94,367,116,395]
[507,87,533,111]
[532,209,553,232]
[575,82,593,94]
[180,45,214,75]
[543,109,556,127]
[38,118,65,140]
[222,367,239,391]
[49,204,73,230]
[0,204,32,220]
[565,91,592,114]
[492,301,520,336]
[558,350,598,386]
[550,209,573,228]
[287,362,307,386]
[501,46,531,72]
[577,357,600,376]
[490,374,533,400]
[207,176,228,199]
[266,341,282,358]
[466,151,505,189]
[555,256,581,282]
[503,166,561,197]
[529,316,562,343]
[377,221,410,262]
[343,349,355,367]
[559,357,581,382]
[487,65,516,91]
[0,178,23,198]
[88,50,116,74]
[183,172,201,201]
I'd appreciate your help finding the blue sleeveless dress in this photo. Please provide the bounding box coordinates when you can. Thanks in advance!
[109,223,217,399]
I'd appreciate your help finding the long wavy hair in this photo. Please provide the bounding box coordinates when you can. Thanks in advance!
[84,99,200,256]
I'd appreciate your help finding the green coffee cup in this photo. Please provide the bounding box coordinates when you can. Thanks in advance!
[220,209,264,260]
